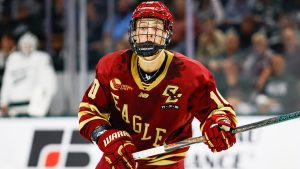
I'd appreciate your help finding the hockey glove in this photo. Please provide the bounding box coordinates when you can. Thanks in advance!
[201,112,236,152]
[97,129,137,169]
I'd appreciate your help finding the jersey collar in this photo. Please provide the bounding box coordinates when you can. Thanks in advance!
[131,50,174,91]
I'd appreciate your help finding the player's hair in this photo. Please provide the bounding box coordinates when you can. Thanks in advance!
[129,1,173,57]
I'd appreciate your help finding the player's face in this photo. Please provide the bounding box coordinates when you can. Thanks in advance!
[134,18,166,45]
[19,42,34,55]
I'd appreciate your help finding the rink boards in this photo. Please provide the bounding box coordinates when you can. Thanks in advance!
[0,116,299,169]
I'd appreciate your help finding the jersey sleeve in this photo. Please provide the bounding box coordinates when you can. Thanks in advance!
[189,70,237,129]
[78,60,112,142]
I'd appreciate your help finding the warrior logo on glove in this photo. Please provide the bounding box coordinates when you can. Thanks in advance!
[97,129,138,169]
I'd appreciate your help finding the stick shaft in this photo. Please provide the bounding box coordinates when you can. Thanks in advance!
[232,111,300,134]
[132,111,300,160]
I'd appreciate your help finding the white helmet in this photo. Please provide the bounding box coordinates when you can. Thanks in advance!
[18,32,38,55]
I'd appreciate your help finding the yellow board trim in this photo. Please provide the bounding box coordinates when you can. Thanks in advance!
[131,50,174,91]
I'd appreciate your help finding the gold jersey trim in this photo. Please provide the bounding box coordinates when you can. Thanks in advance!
[78,111,110,124]
[79,102,110,120]
[148,151,187,163]
[143,151,187,166]
[147,160,178,166]
[79,116,107,130]
[200,106,237,131]
[131,50,174,91]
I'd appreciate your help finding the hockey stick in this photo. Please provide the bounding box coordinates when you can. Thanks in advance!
[132,110,300,160]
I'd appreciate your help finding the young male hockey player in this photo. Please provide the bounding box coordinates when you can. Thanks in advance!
[78,1,237,168]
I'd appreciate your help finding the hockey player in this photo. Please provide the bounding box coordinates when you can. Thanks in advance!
[0,32,57,117]
[78,1,237,169]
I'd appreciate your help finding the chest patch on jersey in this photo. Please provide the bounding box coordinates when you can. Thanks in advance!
[162,85,182,103]
[161,85,182,109]
[110,78,133,91]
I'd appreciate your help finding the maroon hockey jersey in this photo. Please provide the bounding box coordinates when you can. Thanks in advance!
[78,49,237,167]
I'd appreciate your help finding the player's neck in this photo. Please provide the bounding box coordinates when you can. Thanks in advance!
[138,50,166,73]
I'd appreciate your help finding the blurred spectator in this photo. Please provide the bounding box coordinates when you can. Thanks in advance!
[169,0,186,53]
[0,32,16,89]
[242,32,273,92]
[0,32,57,117]
[196,17,225,64]
[12,2,43,40]
[196,0,225,24]
[101,0,134,53]
[276,13,297,30]
[269,13,298,52]
[52,0,65,31]
[252,0,281,27]
[210,31,243,96]
[87,0,107,70]
[281,27,300,79]
[223,0,256,25]
[222,30,248,64]
[197,0,214,20]
[238,15,258,50]
[169,0,201,54]
[260,54,300,113]
[51,28,64,72]
[0,10,14,37]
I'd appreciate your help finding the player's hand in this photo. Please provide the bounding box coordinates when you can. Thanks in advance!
[97,129,138,169]
[201,113,236,152]
[0,106,9,117]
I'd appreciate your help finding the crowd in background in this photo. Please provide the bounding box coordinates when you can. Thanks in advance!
[0,0,300,116]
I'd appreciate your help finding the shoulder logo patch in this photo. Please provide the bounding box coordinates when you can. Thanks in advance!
[110,78,133,91]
